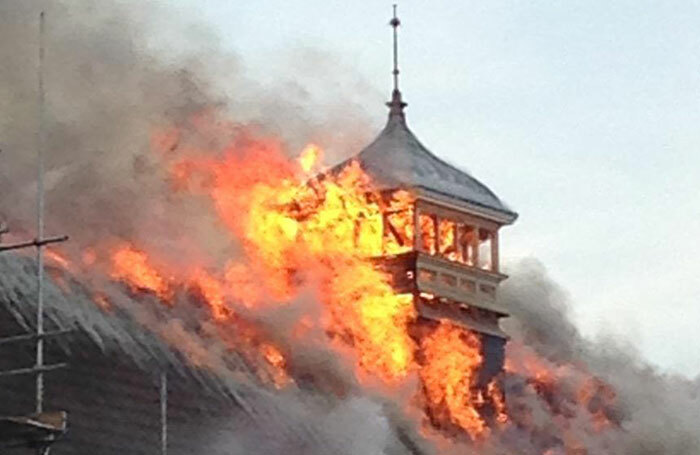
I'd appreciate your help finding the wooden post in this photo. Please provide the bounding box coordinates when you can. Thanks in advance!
[413,204,421,251]
[432,215,439,255]
[452,222,459,262]
[491,230,499,273]
[472,227,480,268]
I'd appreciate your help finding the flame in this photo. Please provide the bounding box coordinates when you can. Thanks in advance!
[95,128,508,437]
[46,249,71,269]
[97,133,419,385]
[383,190,415,254]
[223,261,264,308]
[110,245,171,300]
[261,342,290,388]
[94,119,623,449]
[190,268,229,320]
[7,111,637,452]
[419,321,487,440]
[487,378,508,425]
[298,143,323,173]
[192,144,418,382]
[419,213,436,254]
[506,344,619,442]
[438,219,458,260]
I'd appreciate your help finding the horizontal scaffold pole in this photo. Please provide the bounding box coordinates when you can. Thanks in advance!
[0,363,68,378]
[0,235,69,252]
[0,329,73,346]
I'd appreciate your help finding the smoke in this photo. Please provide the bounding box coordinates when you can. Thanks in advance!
[0,0,378,261]
[498,258,700,455]
[0,3,393,454]
[201,394,397,455]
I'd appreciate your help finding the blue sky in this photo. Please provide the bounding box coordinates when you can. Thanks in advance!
[171,0,700,377]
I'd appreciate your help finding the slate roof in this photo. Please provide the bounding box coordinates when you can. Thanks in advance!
[335,91,517,223]
[0,254,427,455]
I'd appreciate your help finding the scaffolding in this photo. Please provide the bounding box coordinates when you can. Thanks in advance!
[0,11,69,455]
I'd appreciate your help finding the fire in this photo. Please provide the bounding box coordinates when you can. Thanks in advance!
[419,321,487,440]
[438,219,457,260]
[180,140,418,382]
[487,378,508,425]
[46,248,71,269]
[383,190,414,254]
[298,143,323,173]
[81,122,516,442]
[111,245,171,300]
[190,268,229,320]
[505,343,620,444]
[419,213,436,254]
[223,262,264,308]
[53,118,622,450]
[260,342,290,388]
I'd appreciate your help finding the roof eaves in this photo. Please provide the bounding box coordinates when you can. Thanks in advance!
[413,186,518,225]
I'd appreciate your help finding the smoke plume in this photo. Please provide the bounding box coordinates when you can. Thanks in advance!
[499,258,700,455]
[0,0,378,258]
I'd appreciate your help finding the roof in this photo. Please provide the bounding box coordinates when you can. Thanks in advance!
[0,253,428,455]
[335,91,517,223]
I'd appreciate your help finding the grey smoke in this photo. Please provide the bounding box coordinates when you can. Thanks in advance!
[498,258,700,455]
[0,0,378,262]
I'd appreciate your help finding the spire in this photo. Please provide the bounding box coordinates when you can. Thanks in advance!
[387,4,407,118]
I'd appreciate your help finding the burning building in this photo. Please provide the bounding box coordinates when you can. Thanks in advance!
[10,4,699,455]
[0,6,520,453]
[5,1,700,454]
[327,7,517,434]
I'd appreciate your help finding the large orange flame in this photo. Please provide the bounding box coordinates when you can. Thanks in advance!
[419,321,487,440]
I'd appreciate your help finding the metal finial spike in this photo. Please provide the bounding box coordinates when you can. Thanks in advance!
[390,4,401,92]
[386,4,407,118]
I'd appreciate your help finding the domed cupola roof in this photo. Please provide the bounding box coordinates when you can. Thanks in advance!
[351,94,517,222]
[332,6,516,223]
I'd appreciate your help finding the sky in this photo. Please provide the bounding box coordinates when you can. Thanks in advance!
[166,0,700,377]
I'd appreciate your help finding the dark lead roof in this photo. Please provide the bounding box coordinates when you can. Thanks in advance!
[331,6,516,223]
[337,90,517,223]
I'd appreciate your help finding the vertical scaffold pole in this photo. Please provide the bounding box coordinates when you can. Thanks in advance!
[35,9,46,416]
[160,371,168,455]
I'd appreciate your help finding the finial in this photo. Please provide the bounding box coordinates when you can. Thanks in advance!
[390,4,400,92]
[387,4,407,118]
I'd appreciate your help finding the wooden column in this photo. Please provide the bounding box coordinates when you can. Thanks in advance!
[452,222,459,261]
[413,204,421,251]
[472,227,480,268]
[491,230,500,273]
[432,215,439,255]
